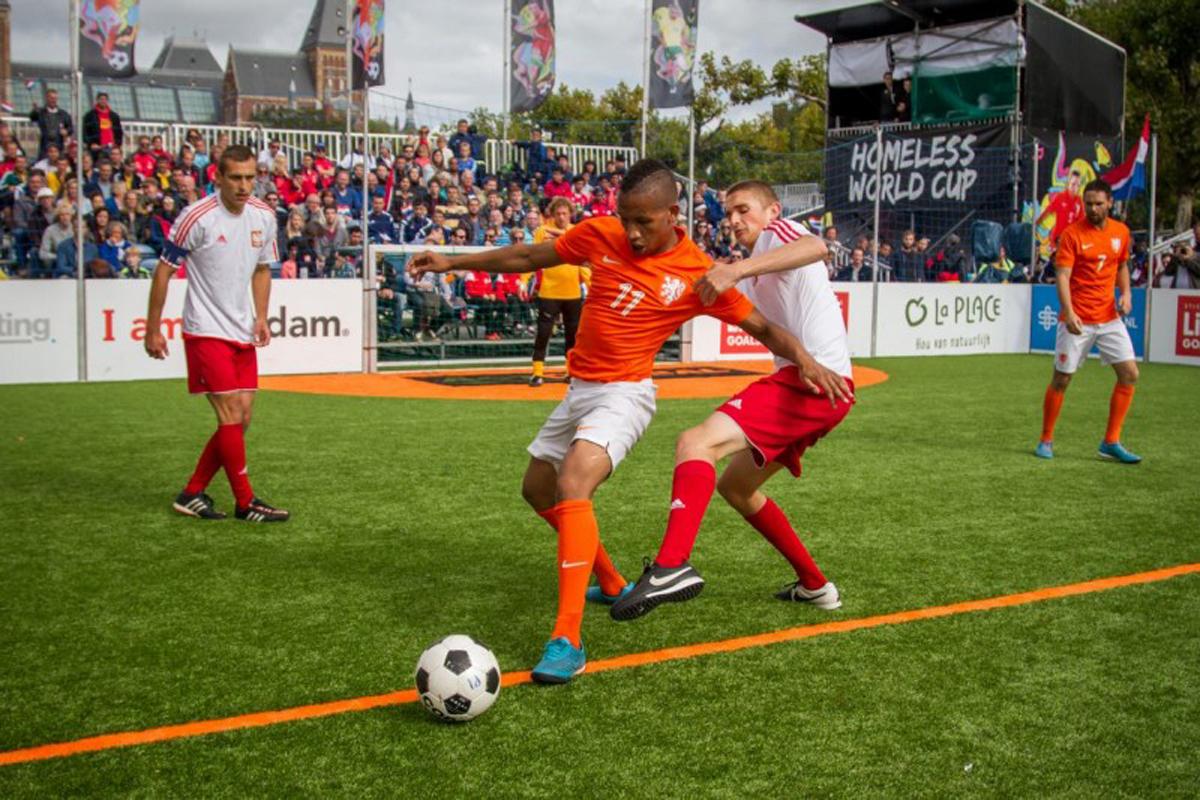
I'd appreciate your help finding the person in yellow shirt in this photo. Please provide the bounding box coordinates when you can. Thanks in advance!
[529,197,591,386]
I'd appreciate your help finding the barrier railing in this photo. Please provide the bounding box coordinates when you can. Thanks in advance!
[2,116,638,175]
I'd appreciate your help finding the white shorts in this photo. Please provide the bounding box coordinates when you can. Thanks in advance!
[1054,319,1136,373]
[527,378,657,472]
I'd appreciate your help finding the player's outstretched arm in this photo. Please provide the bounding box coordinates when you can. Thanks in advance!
[144,261,175,359]
[407,241,560,279]
[694,236,828,305]
[739,309,853,406]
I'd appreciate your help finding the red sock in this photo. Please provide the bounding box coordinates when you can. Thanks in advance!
[184,431,222,495]
[746,498,827,590]
[1104,383,1135,444]
[214,423,255,508]
[1041,385,1065,442]
[537,507,626,595]
[550,499,599,647]
[654,460,717,568]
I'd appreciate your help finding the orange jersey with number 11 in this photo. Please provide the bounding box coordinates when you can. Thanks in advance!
[553,216,754,383]
[1055,217,1131,325]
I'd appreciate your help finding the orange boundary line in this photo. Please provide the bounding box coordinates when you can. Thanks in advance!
[2,562,1197,768]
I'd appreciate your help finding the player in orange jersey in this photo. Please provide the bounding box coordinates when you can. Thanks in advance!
[1036,179,1141,463]
[410,159,850,684]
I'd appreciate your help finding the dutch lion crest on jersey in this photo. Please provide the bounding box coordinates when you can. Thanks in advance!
[660,275,686,305]
[1111,237,1121,253]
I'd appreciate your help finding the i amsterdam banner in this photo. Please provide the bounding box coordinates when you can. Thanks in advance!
[825,123,1010,215]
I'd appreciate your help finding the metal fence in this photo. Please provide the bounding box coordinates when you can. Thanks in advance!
[2,116,638,177]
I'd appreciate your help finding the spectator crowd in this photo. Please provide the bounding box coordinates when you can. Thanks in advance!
[1,95,1175,341]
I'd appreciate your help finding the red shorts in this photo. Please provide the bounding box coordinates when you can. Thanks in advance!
[183,335,258,395]
[717,366,853,477]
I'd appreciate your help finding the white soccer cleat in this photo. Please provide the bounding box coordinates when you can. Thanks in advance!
[775,580,841,610]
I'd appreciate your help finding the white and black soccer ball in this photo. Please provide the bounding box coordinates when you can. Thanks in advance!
[414,634,501,722]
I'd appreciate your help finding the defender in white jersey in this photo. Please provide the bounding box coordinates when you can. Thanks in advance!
[144,144,289,523]
[611,180,855,622]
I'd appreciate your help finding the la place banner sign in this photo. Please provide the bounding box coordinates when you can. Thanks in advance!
[875,284,1031,356]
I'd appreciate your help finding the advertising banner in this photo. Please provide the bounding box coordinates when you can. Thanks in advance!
[1147,289,1200,366]
[1030,284,1146,358]
[80,0,139,79]
[685,283,873,361]
[0,282,79,384]
[85,279,362,382]
[875,283,1030,356]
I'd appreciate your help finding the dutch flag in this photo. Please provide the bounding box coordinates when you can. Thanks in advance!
[1103,114,1150,202]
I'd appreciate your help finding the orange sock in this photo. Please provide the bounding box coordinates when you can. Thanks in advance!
[1041,385,1065,442]
[1104,383,1136,444]
[537,507,626,595]
[550,499,599,647]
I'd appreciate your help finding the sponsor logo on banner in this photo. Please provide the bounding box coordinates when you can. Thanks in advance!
[98,306,351,343]
[0,281,78,384]
[1029,284,1145,357]
[0,312,53,344]
[876,284,1029,356]
[718,291,849,356]
[1177,296,1200,356]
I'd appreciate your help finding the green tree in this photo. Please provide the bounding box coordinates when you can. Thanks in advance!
[1068,0,1200,230]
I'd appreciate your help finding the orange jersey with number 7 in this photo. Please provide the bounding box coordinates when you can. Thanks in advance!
[1055,217,1131,325]
[553,216,754,383]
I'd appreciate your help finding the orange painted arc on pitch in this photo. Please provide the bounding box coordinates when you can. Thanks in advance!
[260,361,889,402]
[1,562,1197,769]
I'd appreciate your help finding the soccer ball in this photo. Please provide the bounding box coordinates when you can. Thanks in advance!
[414,634,501,722]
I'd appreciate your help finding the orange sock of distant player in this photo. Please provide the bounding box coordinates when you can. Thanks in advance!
[1104,383,1136,444]
[550,499,599,647]
[184,431,223,495]
[1041,385,1065,442]
[536,507,626,595]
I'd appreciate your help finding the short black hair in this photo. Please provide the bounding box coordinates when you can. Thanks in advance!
[1083,178,1113,198]
[218,144,256,173]
[620,158,676,202]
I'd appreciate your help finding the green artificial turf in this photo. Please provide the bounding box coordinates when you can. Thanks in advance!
[1,355,1197,797]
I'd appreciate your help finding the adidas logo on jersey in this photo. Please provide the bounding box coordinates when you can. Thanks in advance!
[670,498,686,510]
[727,398,743,410]
[217,234,228,245]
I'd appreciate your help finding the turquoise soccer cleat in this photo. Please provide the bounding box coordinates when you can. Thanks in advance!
[1034,441,1054,460]
[531,637,587,685]
[585,581,635,606]
[1098,440,1142,464]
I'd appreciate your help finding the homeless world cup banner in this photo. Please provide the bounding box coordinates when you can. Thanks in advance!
[826,123,1011,216]
[510,0,556,112]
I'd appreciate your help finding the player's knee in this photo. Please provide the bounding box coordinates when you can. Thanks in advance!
[1051,372,1072,391]
[675,426,711,462]
[1118,362,1139,385]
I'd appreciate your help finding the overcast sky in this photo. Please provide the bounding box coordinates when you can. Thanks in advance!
[10,0,826,121]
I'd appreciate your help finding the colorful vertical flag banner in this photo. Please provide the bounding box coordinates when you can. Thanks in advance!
[648,0,699,109]
[79,0,140,79]
[509,0,556,113]
[352,0,386,90]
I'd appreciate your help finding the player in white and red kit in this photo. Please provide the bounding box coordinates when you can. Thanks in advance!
[612,180,853,620]
[144,144,289,522]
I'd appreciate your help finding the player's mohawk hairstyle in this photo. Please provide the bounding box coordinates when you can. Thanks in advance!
[621,158,677,201]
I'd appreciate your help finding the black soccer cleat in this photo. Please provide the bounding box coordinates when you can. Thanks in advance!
[173,491,227,520]
[529,375,544,387]
[609,558,705,621]
[235,497,290,522]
